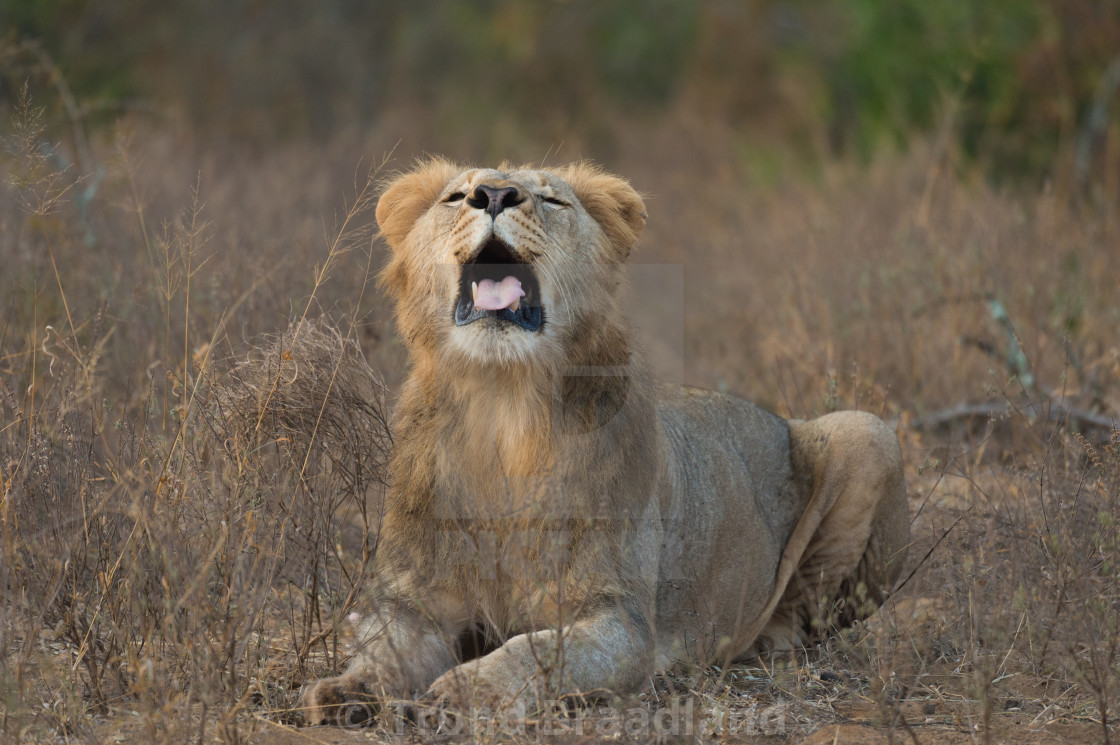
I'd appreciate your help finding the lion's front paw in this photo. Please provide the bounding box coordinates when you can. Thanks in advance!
[301,675,379,727]
[425,665,492,710]
[424,666,478,711]
[423,661,528,715]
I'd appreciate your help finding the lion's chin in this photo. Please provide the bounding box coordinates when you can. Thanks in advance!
[446,322,545,367]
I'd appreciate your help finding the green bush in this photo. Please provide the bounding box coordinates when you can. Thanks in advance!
[3,0,1118,187]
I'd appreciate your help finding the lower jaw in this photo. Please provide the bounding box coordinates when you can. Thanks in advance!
[454,301,543,332]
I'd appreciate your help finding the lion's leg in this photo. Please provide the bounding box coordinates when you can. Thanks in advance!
[424,598,653,713]
[302,603,462,726]
[754,412,910,654]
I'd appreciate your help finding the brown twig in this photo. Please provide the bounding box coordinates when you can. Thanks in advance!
[911,400,1117,433]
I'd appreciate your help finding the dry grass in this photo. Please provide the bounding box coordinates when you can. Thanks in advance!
[1,97,1119,744]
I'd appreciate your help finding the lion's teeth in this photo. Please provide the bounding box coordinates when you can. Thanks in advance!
[509,298,520,312]
[471,281,478,303]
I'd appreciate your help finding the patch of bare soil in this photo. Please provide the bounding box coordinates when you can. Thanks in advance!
[798,721,1101,745]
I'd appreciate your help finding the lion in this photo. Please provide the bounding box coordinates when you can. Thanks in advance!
[302,160,910,725]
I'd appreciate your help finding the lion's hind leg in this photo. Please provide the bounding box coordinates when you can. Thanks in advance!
[750,412,910,655]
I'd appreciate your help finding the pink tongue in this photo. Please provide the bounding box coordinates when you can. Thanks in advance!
[475,276,526,311]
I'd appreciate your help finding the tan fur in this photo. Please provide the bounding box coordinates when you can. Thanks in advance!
[303,161,911,724]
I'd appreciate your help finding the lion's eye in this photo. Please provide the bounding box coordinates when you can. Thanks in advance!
[443,192,466,204]
[540,195,568,208]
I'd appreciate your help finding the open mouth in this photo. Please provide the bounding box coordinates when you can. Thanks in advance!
[454,238,543,332]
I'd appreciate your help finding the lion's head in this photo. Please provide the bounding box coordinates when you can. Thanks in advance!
[376,160,647,369]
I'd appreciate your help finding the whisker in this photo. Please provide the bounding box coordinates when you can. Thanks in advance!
[536,232,580,327]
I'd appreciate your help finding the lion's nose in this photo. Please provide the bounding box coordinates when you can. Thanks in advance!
[467,184,525,219]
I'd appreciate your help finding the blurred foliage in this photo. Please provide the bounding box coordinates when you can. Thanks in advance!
[2,0,1119,188]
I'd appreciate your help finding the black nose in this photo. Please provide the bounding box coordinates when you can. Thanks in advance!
[467,184,524,218]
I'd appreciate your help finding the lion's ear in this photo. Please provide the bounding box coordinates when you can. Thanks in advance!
[557,164,647,259]
[376,159,462,250]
